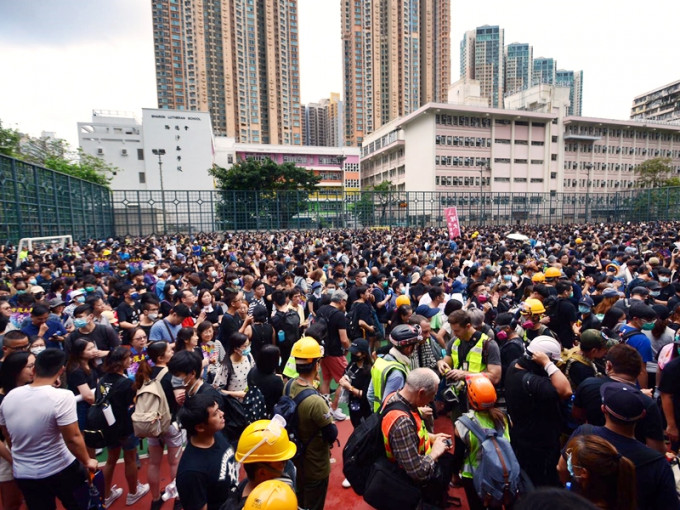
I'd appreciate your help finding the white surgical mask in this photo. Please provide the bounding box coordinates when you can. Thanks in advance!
[30,346,45,355]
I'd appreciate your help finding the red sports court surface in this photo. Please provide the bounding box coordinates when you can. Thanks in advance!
[53,416,467,510]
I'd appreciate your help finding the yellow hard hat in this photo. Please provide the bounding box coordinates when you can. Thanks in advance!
[531,273,545,283]
[544,267,562,278]
[291,336,323,362]
[395,295,411,308]
[235,420,297,464]
[244,480,297,510]
[575,238,583,244]
[471,231,479,239]
[523,298,546,315]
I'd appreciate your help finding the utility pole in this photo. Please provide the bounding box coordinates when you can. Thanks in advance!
[152,148,166,233]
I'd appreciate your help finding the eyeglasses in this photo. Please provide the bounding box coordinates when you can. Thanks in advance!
[10,343,30,351]
[132,335,147,342]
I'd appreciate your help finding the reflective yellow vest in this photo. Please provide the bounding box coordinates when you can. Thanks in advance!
[370,356,409,412]
[451,332,488,374]
[459,410,510,478]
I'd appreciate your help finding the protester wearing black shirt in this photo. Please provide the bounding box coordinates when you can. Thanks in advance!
[247,345,284,417]
[550,281,578,348]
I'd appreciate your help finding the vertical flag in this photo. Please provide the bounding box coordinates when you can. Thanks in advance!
[444,207,460,239]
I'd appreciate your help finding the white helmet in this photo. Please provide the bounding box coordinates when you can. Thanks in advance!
[527,335,561,361]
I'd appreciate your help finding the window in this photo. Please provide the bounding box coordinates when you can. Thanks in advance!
[514,177,527,182]
[138,172,146,184]
[494,177,510,182]
[137,148,144,160]
[531,141,544,146]
[551,154,558,161]
[530,178,544,183]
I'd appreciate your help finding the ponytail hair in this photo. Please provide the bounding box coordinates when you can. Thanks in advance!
[135,341,169,390]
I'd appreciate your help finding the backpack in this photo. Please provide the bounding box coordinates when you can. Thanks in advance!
[458,415,522,507]
[131,366,172,438]
[342,398,415,495]
[346,302,363,340]
[272,379,317,459]
[272,309,301,344]
[84,377,125,449]
[242,385,269,423]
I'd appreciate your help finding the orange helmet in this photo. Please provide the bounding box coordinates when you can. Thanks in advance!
[544,267,562,278]
[395,295,411,308]
[466,375,497,410]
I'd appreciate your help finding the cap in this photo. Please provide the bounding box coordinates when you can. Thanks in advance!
[526,335,562,361]
[602,288,620,298]
[648,257,660,266]
[579,295,594,308]
[311,281,322,290]
[600,382,646,422]
[48,297,65,308]
[580,329,607,351]
[414,305,440,319]
[430,277,443,287]
[349,338,369,355]
[630,286,650,296]
[70,288,86,296]
[411,273,420,284]
[628,302,657,321]
[30,286,45,295]
[644,280,661,291]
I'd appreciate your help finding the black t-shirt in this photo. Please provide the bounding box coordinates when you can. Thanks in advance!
[580,313,601,331]
[67,366,98,395]
[566,360,596,389]
[116,301,141,343]
[176,433,238,510]
[551,298,577,348]
[97,372,135,439]
[218,313,242,351]
[351,301,372,337]
[65,324,120,354]
[566,425,678,510]
[573,376,664,443]
[498,337,524,385]
[247,367,284,417]
[658,356,680,427]
[151,365,178,418]
[505,363,562,449]
[193,383,225,410]
[317,304,346,357]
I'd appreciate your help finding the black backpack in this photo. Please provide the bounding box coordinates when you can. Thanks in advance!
[272,379,317,459]
[272,309,301,344]
[342,397,415,495]
[84,377,125,448]
[346,302,363,340]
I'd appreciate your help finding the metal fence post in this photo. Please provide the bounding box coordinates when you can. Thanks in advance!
[10,159,24,240]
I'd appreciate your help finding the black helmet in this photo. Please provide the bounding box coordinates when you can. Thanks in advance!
[389,324,422,348]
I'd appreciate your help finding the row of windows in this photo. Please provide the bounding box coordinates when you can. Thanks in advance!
[436,176,491,187]
[435,115,493,128]
[565,126,680,142]
[495,139,545,146]
[564,161,636,172]
[563,179,635,189]
[436,135,491,147]
[494,157,551,164]
[566,143,679,157]
[435,156,491,168]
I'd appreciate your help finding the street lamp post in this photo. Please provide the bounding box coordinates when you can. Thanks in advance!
[479,162,489,225]
[585,162,593,223]
[152,148,166,233]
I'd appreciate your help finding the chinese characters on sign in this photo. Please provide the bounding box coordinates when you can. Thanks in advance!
[444,207,460,239]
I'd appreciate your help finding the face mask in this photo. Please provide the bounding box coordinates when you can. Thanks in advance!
[595,313,605,321]
[120,271,127,276]
[568,292,574,299]
[503,275,512,281]
[211,271,219,278]
[651,291,660,297]
[28,278,37,285]
[567,452,575,477]
[171,376,185,388]
[232,279,240,286]
[75,295,86,303]
[578,305,591,315]
[30,346,45,355]
[241,347,252,357]
[130,292,139,300]
[197,263,203,268]
[642,321,656,331]
[400,287,406,294]
[521,319,535,330]
[359,277,367,285]
[85,286,95,293]
[16,290,26,295]
[516,269,523,275]
[339,283,346,289]
[477,295,488,303]
[496,330,508,341]
[148,313,159,321]
[382,281,389,288]
[74,318,88,329]
[660,277,670,283]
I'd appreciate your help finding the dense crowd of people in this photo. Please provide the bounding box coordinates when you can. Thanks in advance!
[0,221,679,509]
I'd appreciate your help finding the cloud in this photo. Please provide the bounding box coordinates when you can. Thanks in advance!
[0,0,150,46]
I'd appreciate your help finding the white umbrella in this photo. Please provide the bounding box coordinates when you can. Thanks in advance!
[506,232,529,242]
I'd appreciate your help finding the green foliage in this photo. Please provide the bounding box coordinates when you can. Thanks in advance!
[354,180,394,226]
[209,157,322,229]
[0,119,119,187]
[635,157,674,188]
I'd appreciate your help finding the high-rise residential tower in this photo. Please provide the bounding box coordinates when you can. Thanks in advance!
[460,26,504,108]
[504,43,532,96]
[152,0,302,145]
[631,79,680,123]
[303,93,344,147]
[341,0,451,147]
[556,70,583,116]
[532,57,556,86]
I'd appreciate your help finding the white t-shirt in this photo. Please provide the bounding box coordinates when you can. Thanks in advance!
[0,385,77,479]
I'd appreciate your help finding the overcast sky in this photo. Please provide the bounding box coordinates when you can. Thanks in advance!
[1,0,678,148]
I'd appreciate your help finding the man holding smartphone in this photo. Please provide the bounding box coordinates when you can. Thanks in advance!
[21,304,67,349]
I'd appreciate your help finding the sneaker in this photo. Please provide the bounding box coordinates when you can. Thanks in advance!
[342,478,351,489]
[105,485,123,508]
[331,407,347,421]
[126,482,150,505]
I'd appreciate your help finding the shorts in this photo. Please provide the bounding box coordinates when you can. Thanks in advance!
[0,453,13,482]
[109,434,139,451]
[320,356,348,384]
[147,424,184,449]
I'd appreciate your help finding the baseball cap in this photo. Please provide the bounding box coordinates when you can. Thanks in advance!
[430,277,443,287]
[580,329,607,351]
[602,288,620,298]
[48,297,65,308]
[311,281,322,291]
[349,338,369,355]
[628,302,657,321]
[600,382,646,422]
[30,286,45,295]
[644,280,661,291]
[415,305,440,319]
[630,286,650,296]
[579,296,594,308]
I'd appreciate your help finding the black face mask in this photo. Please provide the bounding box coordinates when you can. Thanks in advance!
[350,354,363,363]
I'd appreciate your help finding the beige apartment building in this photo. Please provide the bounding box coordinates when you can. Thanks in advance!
[152,0,302,145]
[341,0,450,147]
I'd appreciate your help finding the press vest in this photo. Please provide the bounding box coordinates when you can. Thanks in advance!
[381,396,432,462]
[451,332,489,374]
[370,356,409,412]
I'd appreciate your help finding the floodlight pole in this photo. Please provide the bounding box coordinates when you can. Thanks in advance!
[152,148,167,233]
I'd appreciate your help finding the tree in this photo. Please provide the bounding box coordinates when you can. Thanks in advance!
[635,157,674,188]
[0,121,21,157]
[354,180,394,226]
[209,157,321,229]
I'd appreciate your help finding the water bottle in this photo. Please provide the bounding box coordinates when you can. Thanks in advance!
[277,330,285,344]
[162,481,178,501]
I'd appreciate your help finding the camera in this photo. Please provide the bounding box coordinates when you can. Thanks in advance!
[443,438,453,448]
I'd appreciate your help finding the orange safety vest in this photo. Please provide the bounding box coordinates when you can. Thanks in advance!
[381,394,432,462]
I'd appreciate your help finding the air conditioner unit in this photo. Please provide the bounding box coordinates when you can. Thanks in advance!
[97,147,104,155]
[121,148,128,156]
